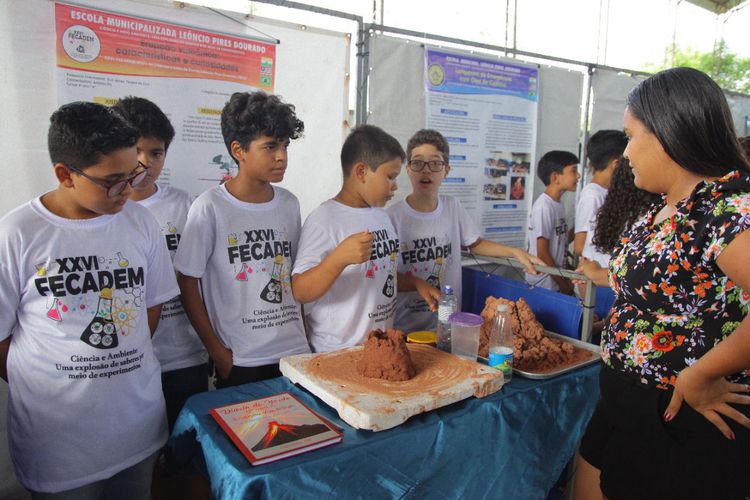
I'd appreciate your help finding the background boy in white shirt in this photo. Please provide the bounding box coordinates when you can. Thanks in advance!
[174,92,311,389]
[574,129,627,268]
[526,150,580,294]
[113,96,208,432]
[292,125,439,352]
[388,129,542,333]
[0,102,178,498]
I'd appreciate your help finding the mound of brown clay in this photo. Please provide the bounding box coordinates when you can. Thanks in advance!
[356,329,416,381]
[479,296,592,372]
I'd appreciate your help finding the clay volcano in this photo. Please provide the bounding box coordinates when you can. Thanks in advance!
[479,296,592,372]
[356,329,416,381]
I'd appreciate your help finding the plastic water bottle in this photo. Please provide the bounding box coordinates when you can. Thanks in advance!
[436,285,457,352]
[488,304,514,382]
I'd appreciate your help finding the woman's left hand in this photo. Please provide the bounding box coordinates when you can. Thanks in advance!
[664,365,750,439]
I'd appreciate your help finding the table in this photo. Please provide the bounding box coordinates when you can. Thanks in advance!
[168,363,600,500]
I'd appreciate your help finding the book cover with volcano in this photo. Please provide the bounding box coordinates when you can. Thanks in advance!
[211,392,342,465]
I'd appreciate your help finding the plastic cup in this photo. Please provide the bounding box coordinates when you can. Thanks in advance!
[449,312,484,361]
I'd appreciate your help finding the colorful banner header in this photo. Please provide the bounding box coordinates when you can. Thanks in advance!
[425,49,537,101]
[55,2,276,89]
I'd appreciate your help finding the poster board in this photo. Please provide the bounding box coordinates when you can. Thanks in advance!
[0,0,350,219]
[424,48,539,248]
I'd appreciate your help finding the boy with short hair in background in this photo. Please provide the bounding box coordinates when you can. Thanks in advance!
[292,125,439,352]
[526,150,580,294]
[174,91,311,389]
[113,96,208,432]
[388,129,542,333]
[0,101,178,498]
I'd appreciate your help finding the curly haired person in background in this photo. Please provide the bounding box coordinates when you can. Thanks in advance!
[574,67,750,500]
[590,157,661,257]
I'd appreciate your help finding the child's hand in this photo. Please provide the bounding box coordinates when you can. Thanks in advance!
[511,248,544,274]
[414,278,440,312]
[212,345,234,381]
[559,279,575,296]
[334,230,374,266]
[574,258,601,285]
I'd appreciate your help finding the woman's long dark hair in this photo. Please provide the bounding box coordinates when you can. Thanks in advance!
[593,158,661,254]
[626,67,750,176]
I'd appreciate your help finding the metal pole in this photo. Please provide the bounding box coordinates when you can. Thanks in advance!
[356,24,371,125]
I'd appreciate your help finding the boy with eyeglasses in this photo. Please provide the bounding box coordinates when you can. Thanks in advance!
[292,125,440,352]
[112,96,208,434]
[0,101,179,498]
[387,129,542,333]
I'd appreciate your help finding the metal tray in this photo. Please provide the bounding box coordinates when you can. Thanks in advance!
[479,331,601,380]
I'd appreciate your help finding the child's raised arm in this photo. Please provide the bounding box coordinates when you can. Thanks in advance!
[469,238,543,274]
[292,230,373,304]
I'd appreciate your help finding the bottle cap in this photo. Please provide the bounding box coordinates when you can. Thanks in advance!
[406,331,438,346]
[496,304,508,312]
[442,285,453,295]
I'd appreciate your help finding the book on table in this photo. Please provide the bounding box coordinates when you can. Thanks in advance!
[210,392,343,465]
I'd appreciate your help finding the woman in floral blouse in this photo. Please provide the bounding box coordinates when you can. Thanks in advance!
[574,67,750,500]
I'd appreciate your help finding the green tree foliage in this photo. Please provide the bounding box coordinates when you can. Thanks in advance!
[654,40,750,93]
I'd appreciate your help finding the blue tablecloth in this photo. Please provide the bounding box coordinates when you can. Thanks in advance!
[168,363,600,500]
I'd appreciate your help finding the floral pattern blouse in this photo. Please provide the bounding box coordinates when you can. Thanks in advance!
[604,170,750,389]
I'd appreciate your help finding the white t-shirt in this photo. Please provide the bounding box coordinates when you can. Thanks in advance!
[575,182,610,267]
[173,185,310,367]
[136,185,207,372]
[526,193,568,291]
[293,200,399,352]
[0,198,179,493]
[387,195,480,333]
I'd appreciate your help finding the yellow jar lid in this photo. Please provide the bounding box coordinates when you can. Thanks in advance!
[406,331,438,344]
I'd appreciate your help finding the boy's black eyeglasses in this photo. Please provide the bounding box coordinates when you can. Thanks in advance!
[67,162,149,197]
[408,159,446,172]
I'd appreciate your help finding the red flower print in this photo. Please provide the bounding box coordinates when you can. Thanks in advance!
[659,282,677,296]
[694,281,712,298]
[652,331,674,352]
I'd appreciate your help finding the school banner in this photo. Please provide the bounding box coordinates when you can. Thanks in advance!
[55,2,277,194]
[425,49,538,248]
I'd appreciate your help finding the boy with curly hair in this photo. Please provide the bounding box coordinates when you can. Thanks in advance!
[174,92,311,388]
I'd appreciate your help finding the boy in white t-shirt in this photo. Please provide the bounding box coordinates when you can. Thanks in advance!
[174,92,310,388]
[574,130,627,268]
[292,125,440,352]
[388,129,542,333]
[526,150,580,294]
[0,102,178,498]
[113,96,208,432]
